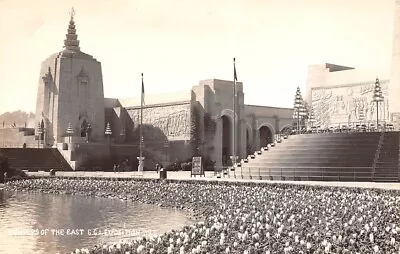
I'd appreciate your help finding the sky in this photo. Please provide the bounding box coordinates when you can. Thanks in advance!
[0,0,396,114]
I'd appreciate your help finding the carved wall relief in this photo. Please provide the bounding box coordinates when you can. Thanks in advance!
[311,81,389,127]
[127,104,191,140]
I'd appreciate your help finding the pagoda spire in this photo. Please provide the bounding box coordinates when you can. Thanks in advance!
[63,7,80,51]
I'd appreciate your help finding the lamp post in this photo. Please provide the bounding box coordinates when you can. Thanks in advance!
[37,122,42,148]
[66,122,74,143]
[164,138,169,168]
[372,78,384,130]
[105,122,112,144]
[105,122,113,168]
[137,135,145,172]
[308,106,316,131]
[120,126,126,143]
[299,101,307,133]
[359,108,365,124]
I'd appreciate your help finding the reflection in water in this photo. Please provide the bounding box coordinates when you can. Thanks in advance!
[0,190,194,254]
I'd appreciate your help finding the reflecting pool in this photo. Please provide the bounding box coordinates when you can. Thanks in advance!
[0,190,194,254]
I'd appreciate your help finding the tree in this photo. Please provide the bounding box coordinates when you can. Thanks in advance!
[372,77,384,127]
[293,87,307,133]
[190,105,201,157]
[0,111,35,128]
[0,152,9,183]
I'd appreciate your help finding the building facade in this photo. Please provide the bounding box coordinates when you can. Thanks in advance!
[28,11,293,169]
[306,64,390,128]
[306,0,400,128]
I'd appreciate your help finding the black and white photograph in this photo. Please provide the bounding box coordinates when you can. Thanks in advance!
[0,0,400,253]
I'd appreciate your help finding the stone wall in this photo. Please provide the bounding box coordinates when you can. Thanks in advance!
[245,105,293,120]
[305,64,390,106]
[0,128,37,148]
[124,102,193,163]
[311,80,390,127]
[126,102,192,141]
[63,142,168,171]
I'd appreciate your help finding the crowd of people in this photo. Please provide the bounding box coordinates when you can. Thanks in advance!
[5,178,400,253]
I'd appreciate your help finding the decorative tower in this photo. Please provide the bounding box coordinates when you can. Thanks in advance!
[389,0,400,125]
[64,8,80,51]
[35,8,105,146]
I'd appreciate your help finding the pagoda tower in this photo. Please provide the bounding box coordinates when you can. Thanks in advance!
[34,8,105,146]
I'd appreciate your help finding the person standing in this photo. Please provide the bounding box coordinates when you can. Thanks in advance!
[121,160,126,172]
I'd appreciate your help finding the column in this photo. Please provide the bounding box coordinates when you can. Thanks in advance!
[214,118,223,168]
[255,128,260,151]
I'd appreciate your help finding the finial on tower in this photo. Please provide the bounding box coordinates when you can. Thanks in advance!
[64,7,80,51]
[69,7,76,20]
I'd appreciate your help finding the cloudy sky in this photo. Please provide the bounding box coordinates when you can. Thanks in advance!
[0,0,396,114]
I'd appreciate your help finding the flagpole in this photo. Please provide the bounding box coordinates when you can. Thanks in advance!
[137,73,145,172]
[140,73,144,158]
[233,58,236,166]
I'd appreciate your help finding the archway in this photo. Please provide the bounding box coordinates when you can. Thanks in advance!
[280,125,292,135]
[80,120,88,137]
[259,126,273,148]
[221,115,231,166]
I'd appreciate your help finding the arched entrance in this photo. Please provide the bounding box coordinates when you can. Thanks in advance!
[221,115,231,166]
[40,120,44,141]
[80,120,88,137]
[259,126,273,148]
[280,125,292,135]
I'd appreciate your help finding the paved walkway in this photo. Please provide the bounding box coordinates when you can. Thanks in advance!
[24,171,400,190]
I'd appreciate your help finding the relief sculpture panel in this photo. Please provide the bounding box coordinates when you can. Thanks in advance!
[127,103,191,140]
[311,80,389,127]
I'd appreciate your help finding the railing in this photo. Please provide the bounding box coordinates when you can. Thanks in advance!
[27,171,145,179]
[0,142,40,148]
[396,133,400,182]
[291,121,395,135]
[214,166,231,177]
[372,128,386,179]
[236,166,375,182]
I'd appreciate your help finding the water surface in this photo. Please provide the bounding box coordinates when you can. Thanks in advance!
[0,190,193,254]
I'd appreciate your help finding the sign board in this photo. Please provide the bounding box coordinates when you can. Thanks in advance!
[191,156,204,177]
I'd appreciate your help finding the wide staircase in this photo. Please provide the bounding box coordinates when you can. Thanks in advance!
[0,148,72,171]
[237,132,400,182]
[373,132,400,182]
